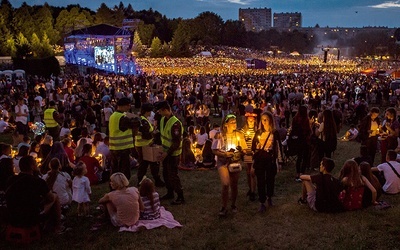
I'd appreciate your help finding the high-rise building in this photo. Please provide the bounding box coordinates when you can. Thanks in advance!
[273,12,302,30]
[239,8,272,32]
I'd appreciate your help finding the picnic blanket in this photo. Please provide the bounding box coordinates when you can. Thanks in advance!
[119,206,182,232]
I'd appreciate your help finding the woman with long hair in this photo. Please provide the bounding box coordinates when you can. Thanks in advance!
[291,105,312,181]
[252,111,283,212]
[139,178,161,220]
[41,141,74,175]
[316,109,337,158]
[339,159,378,210]
[42,158,72,207]
[240,112,258,201]
[359,161,382,206]
[212,114,247,217]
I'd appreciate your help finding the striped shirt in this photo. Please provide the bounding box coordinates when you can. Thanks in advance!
[140,192,161,220]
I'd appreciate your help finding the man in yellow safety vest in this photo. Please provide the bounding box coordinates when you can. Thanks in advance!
[109,98,139,180]
[135,103,165,187]
[155,101,184,205]
[43,101,62,141]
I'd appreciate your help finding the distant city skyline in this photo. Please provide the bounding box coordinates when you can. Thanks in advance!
[13,0,400,28]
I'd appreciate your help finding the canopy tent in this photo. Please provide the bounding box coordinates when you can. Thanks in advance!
[360,68,376,75]
[290,51,301,56]
[197,51,212,57]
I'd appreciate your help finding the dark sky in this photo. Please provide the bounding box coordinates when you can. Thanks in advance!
[14,0,400,28]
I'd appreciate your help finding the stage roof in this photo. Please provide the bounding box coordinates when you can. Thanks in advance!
[67,24,131,38]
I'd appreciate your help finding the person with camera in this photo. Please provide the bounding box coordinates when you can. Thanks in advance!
[212,114,247,217]
[252,111,283,213]
[135,103,164,187]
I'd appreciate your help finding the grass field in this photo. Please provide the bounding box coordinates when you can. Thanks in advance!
[1,130,400,250]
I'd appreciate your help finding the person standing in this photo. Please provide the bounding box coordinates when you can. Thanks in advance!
[44,101,62,142]
[212,114,247,217]
[358,107,380,165]
[109,98,138,181]
[155,101,185,205]
[135,103,164,187]
[252,111,283,212]
[14,97,29,136]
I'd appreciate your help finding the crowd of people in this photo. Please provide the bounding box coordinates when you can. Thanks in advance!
[1,56,400,239]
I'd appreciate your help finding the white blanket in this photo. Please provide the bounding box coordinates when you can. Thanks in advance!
[119,206,182,232]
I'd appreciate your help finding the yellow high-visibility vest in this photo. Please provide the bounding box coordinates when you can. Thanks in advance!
[109,112,134,150]
[135,116,154,147]
[43,108,58,128]
[160,116,183,156]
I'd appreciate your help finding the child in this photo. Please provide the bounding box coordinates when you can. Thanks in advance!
[139,178,160,220]
[72,161,91,217]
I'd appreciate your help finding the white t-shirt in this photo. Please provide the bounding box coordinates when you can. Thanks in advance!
[196,133,209,146]
[0,120,9,133]
[103,107,113,122]
[15,104,29,124]
[377,161,400,194]
[42,172,72,206]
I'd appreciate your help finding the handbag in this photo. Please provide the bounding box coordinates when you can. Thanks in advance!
[227,162,242,172]
[253,132,271,162]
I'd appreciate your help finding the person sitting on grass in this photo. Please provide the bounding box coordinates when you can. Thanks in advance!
[98,172,143,227]
[5,155,68,234]
[340,124,359,141]
[298,157,344,213]
[338,159,378,210]
[371,150,400,195]
[139,178,161,220]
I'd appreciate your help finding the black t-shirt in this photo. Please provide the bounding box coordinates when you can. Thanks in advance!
[5,173,50,226]
[311,173,344,213]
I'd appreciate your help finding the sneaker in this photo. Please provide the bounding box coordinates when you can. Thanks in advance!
[231,205,238,213]
[160,193,174,200]
[218,207,228,217]
[171,197,185,205]
[258,204,266,213]
[295,177,302,183]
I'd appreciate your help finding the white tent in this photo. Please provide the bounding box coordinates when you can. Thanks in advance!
[14,69,25,78]
[198,51,212,57]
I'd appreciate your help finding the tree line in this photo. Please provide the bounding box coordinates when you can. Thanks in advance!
[2,0,399,59]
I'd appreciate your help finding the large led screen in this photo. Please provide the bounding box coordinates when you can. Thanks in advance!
[94,46,115,65]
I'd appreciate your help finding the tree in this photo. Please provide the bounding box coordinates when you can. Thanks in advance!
[30,33,41,57]
[191,11,224,45]
[132,30,145,57]
[221,20,246,47]
[11,5,36,39]
[137,21,155,46]
[41,32,54,57]
[15,32,31,58]
[150,37,163,57]
[95,3,114,25]
[34,4,59,44]
[56,7,92,40]
[6,35,16,57]
[170,20,191,57]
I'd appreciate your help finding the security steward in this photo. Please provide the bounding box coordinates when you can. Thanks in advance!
[43,100,62,141]
[155,101,185,205]
[135,103,165,187]
[109,97,139,181]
